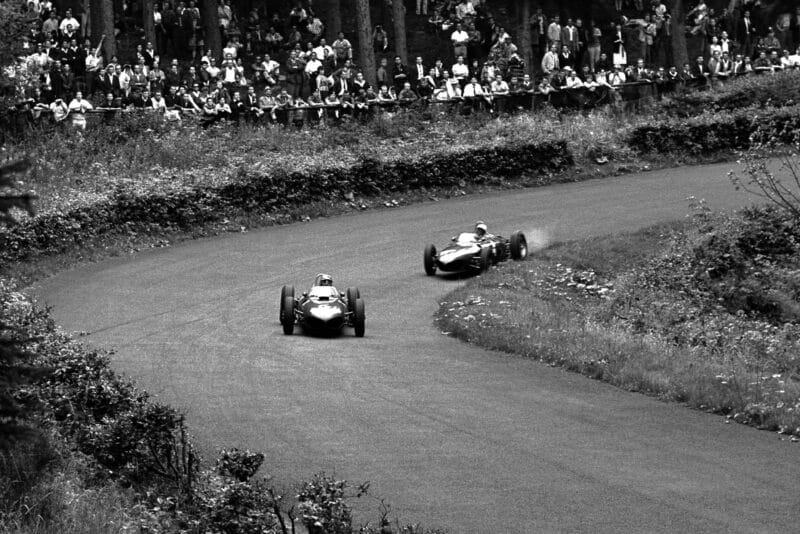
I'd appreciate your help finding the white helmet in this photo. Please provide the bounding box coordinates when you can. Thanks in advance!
[317,274,334,286]
[475,221,488,236]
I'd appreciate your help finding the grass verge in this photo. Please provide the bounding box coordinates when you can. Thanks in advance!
[436,218,800,439]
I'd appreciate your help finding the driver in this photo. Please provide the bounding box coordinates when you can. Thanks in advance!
[316,273,334,286]
[474,221,493,240]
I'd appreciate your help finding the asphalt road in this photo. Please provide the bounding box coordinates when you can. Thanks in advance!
[35,162,800,533]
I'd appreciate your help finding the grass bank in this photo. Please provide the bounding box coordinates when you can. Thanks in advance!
[436,210,800,438]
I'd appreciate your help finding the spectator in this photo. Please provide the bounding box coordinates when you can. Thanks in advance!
[392,55,408,92]
[541,44,559,75]
[332,32,352,67]
[373,25,388,54]
[451,55,469,86]
[451,23,470,60]
[409,56,426,89]
[49,97,69,122]
[547,15,561,50]
[376,57,389,87]
[60,8,80,35]
[562,18,579,54]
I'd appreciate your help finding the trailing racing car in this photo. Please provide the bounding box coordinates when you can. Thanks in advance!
[423,222,528,276]
[279,273,365,337]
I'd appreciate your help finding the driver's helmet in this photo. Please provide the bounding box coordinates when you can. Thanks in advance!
[475,221,488,237]
[317,274,334,286]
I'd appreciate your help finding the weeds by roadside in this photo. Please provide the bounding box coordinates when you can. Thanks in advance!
[437,216,800,438]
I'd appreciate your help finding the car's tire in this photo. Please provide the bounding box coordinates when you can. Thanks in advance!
[280,285,294,321]
[424,244,437,276]
[510,231,528,260]
[353,298,365,337]
[346,287,360,314]
[478,246,491,272]
[280,295,295,335]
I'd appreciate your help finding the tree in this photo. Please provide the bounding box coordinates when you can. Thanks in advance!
[670,0,688,69]
[143,0,156,49]
[317,0,342,40]
[355,0,376,87]
[391,0,408,64]
[99,0,117,61]
[200,0,222,61]
[514,0,533,76]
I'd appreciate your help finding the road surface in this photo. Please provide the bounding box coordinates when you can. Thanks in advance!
[35,162,800,533]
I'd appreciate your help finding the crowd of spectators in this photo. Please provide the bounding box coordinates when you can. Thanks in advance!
[6,0,800,130]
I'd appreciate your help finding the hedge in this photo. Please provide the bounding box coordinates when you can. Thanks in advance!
[627,105,800,154]
[0,141,572,267]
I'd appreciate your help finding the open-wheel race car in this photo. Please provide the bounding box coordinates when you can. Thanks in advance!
[424,222,528,276]
[279,274,365,337]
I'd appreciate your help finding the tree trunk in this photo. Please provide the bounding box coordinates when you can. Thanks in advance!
[516,0,532,75]
[670,0,688,68]
[318,0,342,40]
[355,0,376,87]
[89,0,103,44]
[143,0,156,48]
[100,0,116,61]
[391,0,407,64]
[200,0,222,61]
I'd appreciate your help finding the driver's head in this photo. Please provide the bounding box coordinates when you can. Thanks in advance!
[319,274,333,286]
[475,221,488,237]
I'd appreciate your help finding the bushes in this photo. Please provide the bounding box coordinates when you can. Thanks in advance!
[627,105,800,154]
[0,140,572,268]
[663,71,800,117]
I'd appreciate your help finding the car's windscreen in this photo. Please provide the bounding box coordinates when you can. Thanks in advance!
[308,287,339,299]
[454,232,478,245]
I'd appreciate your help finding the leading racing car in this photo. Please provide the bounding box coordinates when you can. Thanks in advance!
[279,274,365,337]
[423,221,528,276]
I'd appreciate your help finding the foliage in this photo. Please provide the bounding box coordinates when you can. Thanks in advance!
[0,138,572,268]
[216,448,265,482]
[730,126,800,223]
[627,104,800,154]
[662,71,800,117]
[437,212,800,436]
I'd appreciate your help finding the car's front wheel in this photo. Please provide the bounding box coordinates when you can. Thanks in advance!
[353,298,365,337]
[510,231,528,260]
[424,244,437,276]
[280,296,295,335]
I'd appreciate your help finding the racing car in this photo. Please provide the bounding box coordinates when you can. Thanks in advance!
[279,274,365,337]
[423,223,528,276]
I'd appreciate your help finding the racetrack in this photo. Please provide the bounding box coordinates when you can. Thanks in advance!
[35,162,800,533]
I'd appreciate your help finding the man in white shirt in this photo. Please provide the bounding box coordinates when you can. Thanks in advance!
[564,69,584,88]
[455,0,476,20]
[304,53,322,75]
[789,46,800,67]
[67,91,93,129]
[541,44,559,75]
[451,55,469,86]
[490,74,509,112]
[59,9,80,34]
[451,24,470,60]
[313,39,335,67]
[547,15,562,49]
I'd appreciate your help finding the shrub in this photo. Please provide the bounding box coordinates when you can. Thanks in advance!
[628,105,800,154]
[662,71,800,117]
[0,140,572,268]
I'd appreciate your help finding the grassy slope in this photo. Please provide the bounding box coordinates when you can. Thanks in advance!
[436,221,800,438]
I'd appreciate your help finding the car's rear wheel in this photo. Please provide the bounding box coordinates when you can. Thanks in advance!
[478,246,491,272]
[424,244,437,276]
[353,298,365,337]
[510,231,528,260]
[280,295,295,335]
[346,287,360,314]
